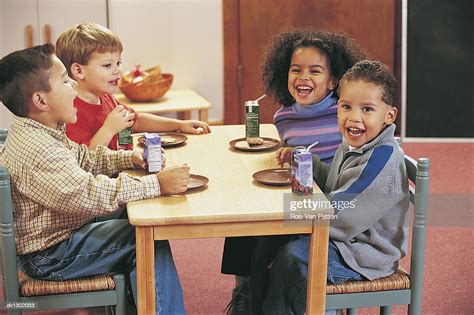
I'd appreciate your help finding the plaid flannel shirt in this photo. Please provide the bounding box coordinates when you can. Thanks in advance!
[0,116,160,254]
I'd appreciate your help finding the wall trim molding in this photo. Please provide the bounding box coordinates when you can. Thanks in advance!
[403,138,474,143]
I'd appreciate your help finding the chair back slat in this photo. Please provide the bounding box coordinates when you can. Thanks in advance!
[405,157,430,315]
[0,166,22,302]
[0,128,7,144]
[0,128,127,313]
[408,186,415,204]
[404,155,418,184]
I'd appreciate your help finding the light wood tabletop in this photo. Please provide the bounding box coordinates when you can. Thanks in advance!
[115,89,211,122]
[126,124,332,314]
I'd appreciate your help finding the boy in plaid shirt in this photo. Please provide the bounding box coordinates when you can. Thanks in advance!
[0,44,188,314]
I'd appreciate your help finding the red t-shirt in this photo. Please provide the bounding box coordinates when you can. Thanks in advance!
[66,94,137,150]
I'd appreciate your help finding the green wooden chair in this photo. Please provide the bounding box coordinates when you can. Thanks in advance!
[0,129,130,315]
[325,155,430,314]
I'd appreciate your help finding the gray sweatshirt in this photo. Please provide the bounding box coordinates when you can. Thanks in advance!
[313,124,409,280]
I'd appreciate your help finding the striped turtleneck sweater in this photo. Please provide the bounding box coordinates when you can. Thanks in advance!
[273,91,342,164]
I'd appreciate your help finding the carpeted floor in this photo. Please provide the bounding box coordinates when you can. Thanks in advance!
[176,142,474,315]
[2,143,472,314]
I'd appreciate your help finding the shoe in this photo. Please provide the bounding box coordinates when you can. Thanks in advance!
[224,280,251,315]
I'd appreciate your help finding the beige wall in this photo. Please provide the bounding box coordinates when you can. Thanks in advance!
[1,1,13,128]
[0,0,224,128]
[109,0,223,123]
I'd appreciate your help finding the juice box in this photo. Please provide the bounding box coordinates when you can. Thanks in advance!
[291,148,313,195]
[245,100,260,139]
[143,133,162,173]
[118,127,132,145]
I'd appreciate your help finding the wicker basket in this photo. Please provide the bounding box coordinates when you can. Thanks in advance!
[119,73,173,102]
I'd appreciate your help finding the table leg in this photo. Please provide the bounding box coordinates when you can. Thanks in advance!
[198,109,208,122]
[178,111,192,120]
[306,219,330,314]
[136,226,155,315]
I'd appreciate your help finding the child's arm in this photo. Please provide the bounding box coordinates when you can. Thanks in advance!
[88,106,135,150]
[328,147,407,242]
[132,113,211,135]
[24,147,161,217]
[26,144,190,218]
[73,140,135,176]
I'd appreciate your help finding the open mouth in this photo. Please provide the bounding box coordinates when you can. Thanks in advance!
[347,127,365,137]
[109,78,120,86]
[296,85,313,96]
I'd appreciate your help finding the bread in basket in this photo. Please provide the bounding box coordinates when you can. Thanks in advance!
[119,65,173,102]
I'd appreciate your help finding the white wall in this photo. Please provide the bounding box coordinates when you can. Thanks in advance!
[0,0,107,129]
[0,0,223,128]
[0,1,4,57]
[0,1,15,128]
[109,0,223,123]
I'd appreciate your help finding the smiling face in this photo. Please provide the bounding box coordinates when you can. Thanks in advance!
[337,80,397,148]
[287,47,336,106]
[73,50,122,103]
[43,55,78,127]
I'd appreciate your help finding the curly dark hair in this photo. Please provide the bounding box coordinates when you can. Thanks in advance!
[261,28,366,107]
[340,60,398,106]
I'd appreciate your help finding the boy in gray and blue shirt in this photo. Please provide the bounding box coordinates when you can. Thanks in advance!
[252,60,409,314]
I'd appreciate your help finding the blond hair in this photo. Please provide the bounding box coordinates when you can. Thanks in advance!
[56,22,123,76]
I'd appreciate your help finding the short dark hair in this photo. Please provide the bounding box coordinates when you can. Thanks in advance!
[0,43,55,117]
[339,60,397,106]
[261,28,366,107]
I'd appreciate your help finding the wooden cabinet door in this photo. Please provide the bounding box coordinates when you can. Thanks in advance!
[224,0,400,124]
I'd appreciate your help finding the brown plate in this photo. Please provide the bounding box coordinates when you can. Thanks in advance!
[188,174,209,190]
[159,133,188,147]
[137,133,187,148]
[229,137,280,152]
[252,168,291,186]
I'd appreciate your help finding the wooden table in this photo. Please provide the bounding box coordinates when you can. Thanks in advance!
[115,89,211,122]
[126,124,333,314]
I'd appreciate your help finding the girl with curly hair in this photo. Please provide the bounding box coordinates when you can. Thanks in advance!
[267,28,366,166]
[222,28,366,315]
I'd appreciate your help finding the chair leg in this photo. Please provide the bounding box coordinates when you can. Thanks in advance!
[347,308,357,315]
[113,274,127,315]
[105,306,113,315]
[380,305,393,315]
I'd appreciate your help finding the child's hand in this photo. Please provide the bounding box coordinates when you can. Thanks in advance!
[178,120,211,135]
[132,151,146,169]
[276,147,293,167]
[103,105,135,134]
[156,164,190,195]
[132,149,166,170]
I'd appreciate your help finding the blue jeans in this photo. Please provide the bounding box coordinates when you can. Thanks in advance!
[17,219,185,315]
[251,236,364,315]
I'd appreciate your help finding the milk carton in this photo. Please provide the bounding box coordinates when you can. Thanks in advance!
[291,148,313,195]
[245,100,260,142]
[118,126,132,146]
[144,133,162,173]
